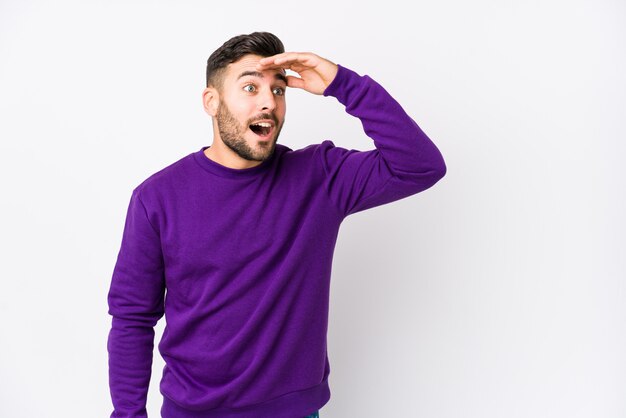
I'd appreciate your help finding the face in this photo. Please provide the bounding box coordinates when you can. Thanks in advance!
[213,54,287,162]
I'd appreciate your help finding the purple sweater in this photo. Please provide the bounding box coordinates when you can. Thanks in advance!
[107,64,446,418]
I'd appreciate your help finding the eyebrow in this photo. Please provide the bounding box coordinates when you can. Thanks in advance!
[237,70,288,85]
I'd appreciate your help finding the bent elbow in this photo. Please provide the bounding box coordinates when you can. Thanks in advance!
[418,156,447,191]
[434,157,447,182]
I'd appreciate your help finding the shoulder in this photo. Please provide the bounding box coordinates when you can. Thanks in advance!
[278,140,346,168]
[284,139,365,163]
[132,151,195,200]
[280,140,341,159]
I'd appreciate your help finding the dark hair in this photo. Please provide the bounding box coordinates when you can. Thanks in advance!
[205,31,285,89]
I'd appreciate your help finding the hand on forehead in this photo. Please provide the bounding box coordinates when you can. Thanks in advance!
[255,52,338,95]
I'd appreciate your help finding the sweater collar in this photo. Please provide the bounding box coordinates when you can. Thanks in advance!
[193,145,282,179]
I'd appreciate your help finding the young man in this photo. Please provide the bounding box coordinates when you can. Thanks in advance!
[107,32,446,418]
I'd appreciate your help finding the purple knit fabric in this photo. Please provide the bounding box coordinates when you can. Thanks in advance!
[107,64,446,418]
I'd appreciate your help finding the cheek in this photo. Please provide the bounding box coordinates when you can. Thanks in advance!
[275,97,287,114]
[223,94,253,116]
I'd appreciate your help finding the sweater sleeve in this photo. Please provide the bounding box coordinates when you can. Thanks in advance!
[319,64,446,217]
[107,187,166,418]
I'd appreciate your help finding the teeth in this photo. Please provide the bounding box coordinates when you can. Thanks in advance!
[254,122,272,127]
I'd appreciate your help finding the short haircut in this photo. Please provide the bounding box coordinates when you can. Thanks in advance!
[205,31,285,89]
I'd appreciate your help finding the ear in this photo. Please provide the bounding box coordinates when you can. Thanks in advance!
[202,87,220,117]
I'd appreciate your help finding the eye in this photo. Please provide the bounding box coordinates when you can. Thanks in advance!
[273,87,285,96]
[243,84,256,93]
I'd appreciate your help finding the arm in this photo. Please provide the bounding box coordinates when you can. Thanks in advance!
[107,188,166,418]
[258,52,446,217]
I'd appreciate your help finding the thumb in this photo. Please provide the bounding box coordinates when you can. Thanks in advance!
[286,75,306,90]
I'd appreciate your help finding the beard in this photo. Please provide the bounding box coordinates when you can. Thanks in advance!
[216,101,283,162]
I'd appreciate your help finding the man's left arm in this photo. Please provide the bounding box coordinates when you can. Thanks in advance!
[257,52,447,217]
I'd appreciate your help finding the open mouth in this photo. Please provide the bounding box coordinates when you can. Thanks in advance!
[249,122,274,138]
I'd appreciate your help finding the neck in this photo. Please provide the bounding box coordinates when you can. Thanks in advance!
[204,136,263,170]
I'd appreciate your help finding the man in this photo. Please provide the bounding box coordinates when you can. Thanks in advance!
[107,31,446,418]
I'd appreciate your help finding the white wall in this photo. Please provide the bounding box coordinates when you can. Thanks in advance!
[0,0,624,417]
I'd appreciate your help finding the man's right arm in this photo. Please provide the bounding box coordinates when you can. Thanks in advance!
[107,188,166,418]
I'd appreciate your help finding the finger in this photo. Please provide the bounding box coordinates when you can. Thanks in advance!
[259,52,306,64]
[275,53,318,69]
[256,53,289,68]
[255,62,285,71]
[258,52,291,63]
[257,52,316,70]
[286,75,305,90]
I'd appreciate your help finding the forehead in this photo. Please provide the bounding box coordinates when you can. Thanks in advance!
[224,54,286,82]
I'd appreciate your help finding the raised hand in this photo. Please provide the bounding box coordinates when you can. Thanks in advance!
[256,52,339,95]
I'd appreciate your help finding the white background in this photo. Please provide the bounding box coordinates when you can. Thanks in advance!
[1,0,624,417]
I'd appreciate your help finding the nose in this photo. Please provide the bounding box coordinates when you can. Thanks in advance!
[258,88,277,112]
